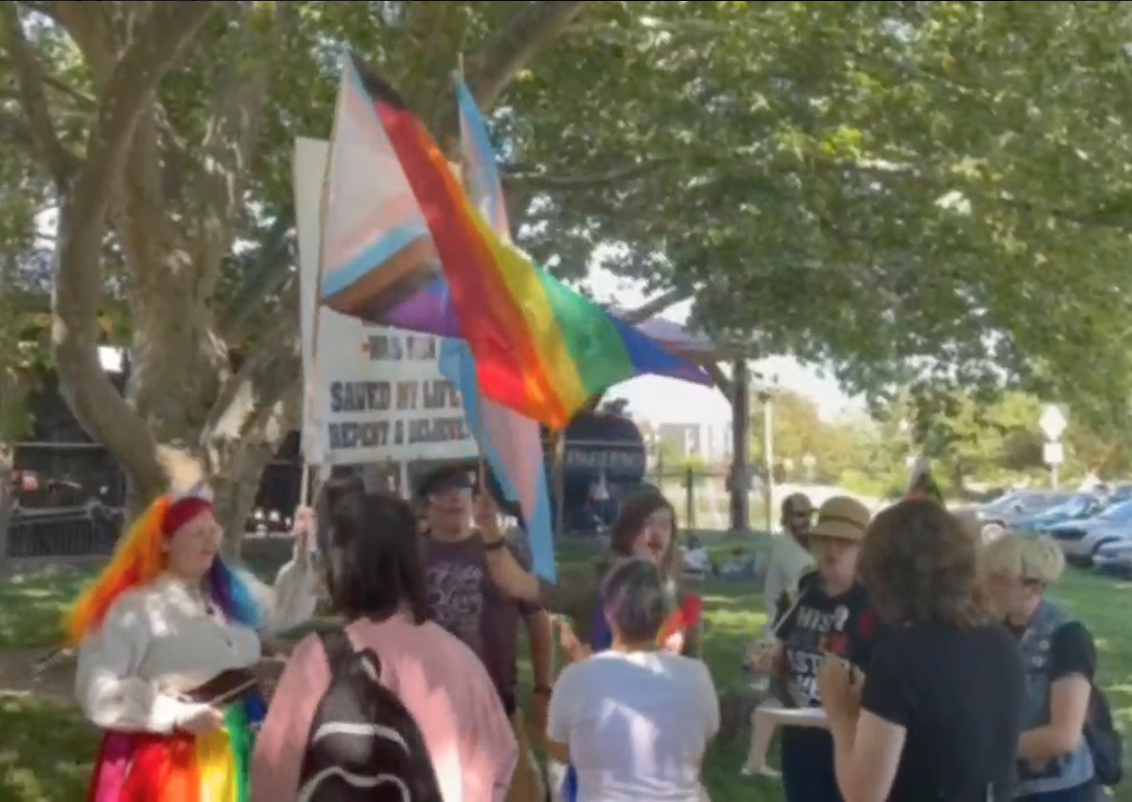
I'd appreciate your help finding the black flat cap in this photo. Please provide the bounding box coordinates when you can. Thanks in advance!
[415,462,476,498]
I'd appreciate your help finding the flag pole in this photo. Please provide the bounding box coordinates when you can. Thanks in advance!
[452,53,490,487]
[298,58,355,507]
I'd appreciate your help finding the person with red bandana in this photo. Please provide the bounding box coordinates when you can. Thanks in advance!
[66,454,319,801]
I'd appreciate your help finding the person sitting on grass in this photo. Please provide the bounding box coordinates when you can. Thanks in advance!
[720,546,754,580]
[682,535,714,578]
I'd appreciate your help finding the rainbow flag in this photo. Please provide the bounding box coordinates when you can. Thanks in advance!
[323,57,710,428]
[438,75,555,581]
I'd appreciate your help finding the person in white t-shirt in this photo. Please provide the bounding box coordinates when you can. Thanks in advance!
[547,558,719,801]
[762,493,815,635]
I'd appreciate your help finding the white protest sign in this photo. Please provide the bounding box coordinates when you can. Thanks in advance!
[293,137,477,466]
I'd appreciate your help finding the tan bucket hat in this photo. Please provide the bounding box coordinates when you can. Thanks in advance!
[810,495,870,542]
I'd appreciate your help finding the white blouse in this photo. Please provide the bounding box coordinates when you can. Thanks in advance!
[75,544,318,733]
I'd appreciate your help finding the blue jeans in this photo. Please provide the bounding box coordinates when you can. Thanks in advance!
[780,728,844,802]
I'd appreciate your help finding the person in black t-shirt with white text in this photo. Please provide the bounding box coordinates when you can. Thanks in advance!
[984,534,1099,802]
[818,498,1025,801]
[753,495,879,802]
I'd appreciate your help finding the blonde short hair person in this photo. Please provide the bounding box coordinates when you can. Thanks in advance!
[983,534,1101,801]
[983,533,1067,590]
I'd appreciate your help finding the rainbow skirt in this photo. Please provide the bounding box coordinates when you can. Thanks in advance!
[88,692,265,801]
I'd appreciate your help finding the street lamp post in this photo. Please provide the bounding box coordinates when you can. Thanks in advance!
[756,378,778,533]
[1038,405,1068,490]
[802,452,817,483]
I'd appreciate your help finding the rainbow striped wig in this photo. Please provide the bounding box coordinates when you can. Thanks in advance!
[65,485,261,644]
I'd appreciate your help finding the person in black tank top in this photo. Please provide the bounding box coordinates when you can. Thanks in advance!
[818,499,1025,801]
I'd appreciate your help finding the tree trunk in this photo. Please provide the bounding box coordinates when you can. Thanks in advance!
[0,443,13,572]
[202,301,303,556]
[23,0,588,559]
[43,3,297,548]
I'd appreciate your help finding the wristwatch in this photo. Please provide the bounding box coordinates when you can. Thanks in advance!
[484,538,507,551]
[533,683,553,696]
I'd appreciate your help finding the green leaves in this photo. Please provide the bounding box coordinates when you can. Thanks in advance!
[5,0,1132,444]
[490,2,1132,423]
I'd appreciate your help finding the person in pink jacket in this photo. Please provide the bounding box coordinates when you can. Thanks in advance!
[252,481,518,800]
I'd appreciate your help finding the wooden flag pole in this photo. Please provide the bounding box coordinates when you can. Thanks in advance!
[296,61,352,506]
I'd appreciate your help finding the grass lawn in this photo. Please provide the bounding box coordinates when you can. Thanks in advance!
[3,541,1132,801]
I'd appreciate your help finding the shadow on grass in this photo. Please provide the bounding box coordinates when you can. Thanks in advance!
[8,556,1132,802]
[0,568,95,650]
[0,695,97,801]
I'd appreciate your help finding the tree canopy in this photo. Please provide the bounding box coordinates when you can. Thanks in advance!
[511,2,1132,422]
[5,1,1132,541]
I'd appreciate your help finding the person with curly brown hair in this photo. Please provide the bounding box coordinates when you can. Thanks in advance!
[817,498,1024,802]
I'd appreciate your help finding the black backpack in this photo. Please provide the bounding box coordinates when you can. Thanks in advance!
[1086,681,1123,786]
[296,628,443,801]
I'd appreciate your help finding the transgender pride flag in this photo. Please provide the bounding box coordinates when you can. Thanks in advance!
[438,75,556,581]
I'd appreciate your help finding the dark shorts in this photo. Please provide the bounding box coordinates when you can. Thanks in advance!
[1017,780,1100,802]
[780,727,844,802]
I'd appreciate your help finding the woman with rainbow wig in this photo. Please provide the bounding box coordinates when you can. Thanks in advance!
[67,470,319,801]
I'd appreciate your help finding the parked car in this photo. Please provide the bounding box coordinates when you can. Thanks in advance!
[1102,482,1132,504]
[1092,539,1132,579]
[1048,498,1132,567]
[966,490,1075,542]
[1014,493,1106,534]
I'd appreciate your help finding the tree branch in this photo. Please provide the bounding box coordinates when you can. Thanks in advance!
[622,288,693,325]
[186,1,299,297]
[468,1,588,109]
[706,362,733,400]
[203,277,302,544]
[41,1,117,79]
[505,157,667,191]
[52,1,218,499]
[0,109,36,153]
[217,207,296,341]
[433,0,588,141]
[204,310,301,454]
[1,2,76,185]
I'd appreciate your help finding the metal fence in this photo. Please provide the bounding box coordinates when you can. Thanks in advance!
[650,465,741,531]
[12,441,126,508]
[5,505,122,560]
[646,467,884,533]
[3,440,307,563]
